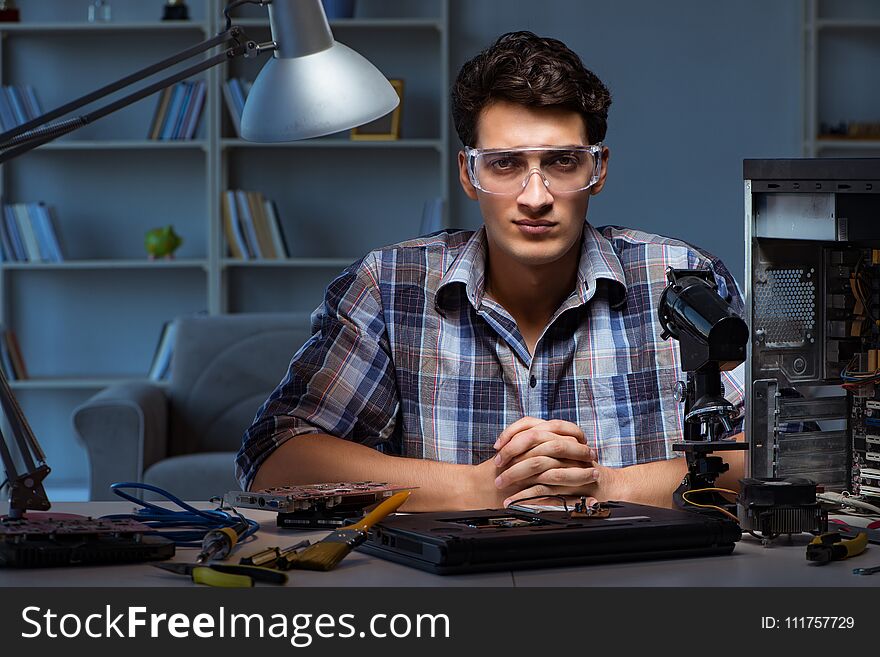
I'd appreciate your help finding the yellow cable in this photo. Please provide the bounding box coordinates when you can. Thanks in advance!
[681,489,740,523]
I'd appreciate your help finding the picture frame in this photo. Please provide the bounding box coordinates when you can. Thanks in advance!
[350,79,403,141]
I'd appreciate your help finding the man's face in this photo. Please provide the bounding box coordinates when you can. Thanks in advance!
[458,100,609,268]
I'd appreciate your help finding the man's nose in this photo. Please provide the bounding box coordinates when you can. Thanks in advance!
[516,168,553,208]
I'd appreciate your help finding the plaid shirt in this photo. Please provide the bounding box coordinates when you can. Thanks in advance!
[236,222,745,490]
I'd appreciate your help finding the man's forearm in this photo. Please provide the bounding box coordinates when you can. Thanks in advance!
[250,433,494,512]
[601,433,746,508]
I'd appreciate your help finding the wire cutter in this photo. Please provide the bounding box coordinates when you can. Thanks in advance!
[153,562,288,587]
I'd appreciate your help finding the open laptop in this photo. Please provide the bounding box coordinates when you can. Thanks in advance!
[357,501,741,574]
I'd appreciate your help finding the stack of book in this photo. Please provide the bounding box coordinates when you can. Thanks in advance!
[0,202,65,263]
[0,85,42,131]
[221,190,289,260]
[148,80,207,141]
[0,327,27,380]
[221,78,251,137]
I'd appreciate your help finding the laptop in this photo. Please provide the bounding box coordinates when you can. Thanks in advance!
[357,501,741,574]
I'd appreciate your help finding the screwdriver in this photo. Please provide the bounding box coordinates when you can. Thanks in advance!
[196,519,249,564]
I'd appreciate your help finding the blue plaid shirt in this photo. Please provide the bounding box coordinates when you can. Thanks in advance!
[236,222,745,490]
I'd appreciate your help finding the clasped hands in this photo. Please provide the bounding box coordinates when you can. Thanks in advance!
[480,416,604,508]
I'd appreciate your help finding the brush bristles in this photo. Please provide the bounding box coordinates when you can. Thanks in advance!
[286,529,366,571]
[288,542,353,571]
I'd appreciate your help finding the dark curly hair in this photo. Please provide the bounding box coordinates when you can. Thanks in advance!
[451,31,612,147]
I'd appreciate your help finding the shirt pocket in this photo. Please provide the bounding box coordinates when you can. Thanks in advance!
[583,366,683,467]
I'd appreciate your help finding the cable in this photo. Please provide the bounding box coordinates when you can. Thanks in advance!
[505,495,570,511]
[681,487,740,523]
[100,482,259,548]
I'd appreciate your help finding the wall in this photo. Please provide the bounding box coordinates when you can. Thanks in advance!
[448,0,804,284]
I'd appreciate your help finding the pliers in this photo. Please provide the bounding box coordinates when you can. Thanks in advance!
[806,531,868,565]
[153,562,288,587]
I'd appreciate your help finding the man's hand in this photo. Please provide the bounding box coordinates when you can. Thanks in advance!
[493,417,599,506]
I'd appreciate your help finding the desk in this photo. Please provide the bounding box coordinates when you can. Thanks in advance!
[1,501,877,587]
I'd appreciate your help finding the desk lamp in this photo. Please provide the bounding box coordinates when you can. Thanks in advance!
[0,0,400,161]
[0,0,398,563]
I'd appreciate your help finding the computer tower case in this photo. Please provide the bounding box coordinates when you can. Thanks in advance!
[745,159,880,499]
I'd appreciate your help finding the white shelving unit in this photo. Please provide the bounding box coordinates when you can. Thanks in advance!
[0,0,450,496]
[803,0,880,156]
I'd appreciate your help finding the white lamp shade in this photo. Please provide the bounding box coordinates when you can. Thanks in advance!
[240,41,401,142]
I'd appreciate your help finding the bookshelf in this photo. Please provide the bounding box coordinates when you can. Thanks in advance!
[803,0,880,156]
[0,0,451,497]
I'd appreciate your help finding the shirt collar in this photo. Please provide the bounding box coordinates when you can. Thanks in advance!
[435,222,628,312]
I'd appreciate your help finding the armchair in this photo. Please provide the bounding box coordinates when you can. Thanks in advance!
[73,313,312,501]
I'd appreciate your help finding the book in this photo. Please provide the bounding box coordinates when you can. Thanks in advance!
[248,191,277,259]
[148,86,174,140]
[25,202,53,262]
[157,83,185,141]
[229,78,247,118]
[170,81,194,140]
[234,189,262,259]
[0,205,16,262]
[221,190,247,259]
[0,89,17,131]
[12,203,40,261]
[3,204,27,261]
[182,80,206,140]
[221,79,242,137]
[5,86,28,126]
[33,203,64,262]
[148,321,177,381]
[5,329,28,380]
[23,85,43,119]
[0,330,15,380]
[263,199,290,258]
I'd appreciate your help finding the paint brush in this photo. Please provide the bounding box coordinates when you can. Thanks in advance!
[284,490,410,571]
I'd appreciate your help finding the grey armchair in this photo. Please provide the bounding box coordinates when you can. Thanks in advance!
[73,313,312,501]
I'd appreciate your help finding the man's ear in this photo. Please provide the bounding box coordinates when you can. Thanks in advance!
[458,150,479,201]
[590,146,610,196]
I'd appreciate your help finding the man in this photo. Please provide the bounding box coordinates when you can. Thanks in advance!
[236,31,745,511]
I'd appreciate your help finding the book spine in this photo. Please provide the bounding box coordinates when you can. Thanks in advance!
[0,88,17,131]
[158,84,185,141]
[235,190,262,259]
[221,80,242,137]
[248,191,276,259]
[0,329,16,380]
[24,85,43,118]
[13,203,40,262]
[171,81,194,140]
[221,191,244,259]
[6,329,28,379]
[6,86,28,126]
[3,205,25,261]
[26,202,52,262]
[34,203,63,262]
[264,199,289,258]
[148,86,173,140]
[229,78,247,118]
[0,204,15,261]
[183,80,206,140]
[226,190,250,259]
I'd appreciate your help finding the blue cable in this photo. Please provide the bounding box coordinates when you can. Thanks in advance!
[101,482,259,548]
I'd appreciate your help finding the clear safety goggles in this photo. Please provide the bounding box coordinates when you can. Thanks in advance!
[465,144,604,195]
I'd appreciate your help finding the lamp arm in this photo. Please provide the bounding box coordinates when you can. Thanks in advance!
[0,368,51,519]
[0,26,276,163]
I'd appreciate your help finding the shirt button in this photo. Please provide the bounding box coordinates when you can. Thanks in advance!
[529,375,537,388]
